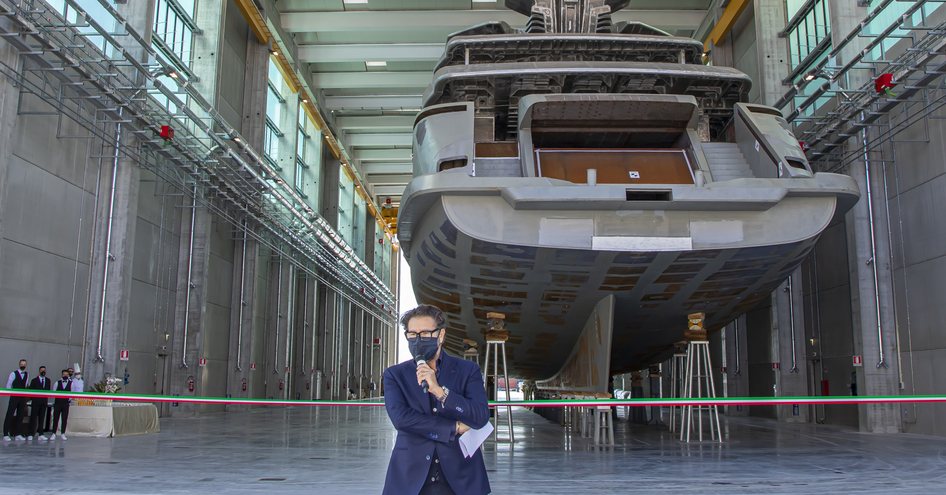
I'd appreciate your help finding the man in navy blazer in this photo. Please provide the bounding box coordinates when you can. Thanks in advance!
[383,304,491,495]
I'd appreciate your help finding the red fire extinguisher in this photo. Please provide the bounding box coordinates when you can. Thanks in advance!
[187,375,195,393]
[241,378,247,392]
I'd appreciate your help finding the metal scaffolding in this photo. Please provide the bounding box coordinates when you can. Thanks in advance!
[0,0,396,322]
[777,0,946,172]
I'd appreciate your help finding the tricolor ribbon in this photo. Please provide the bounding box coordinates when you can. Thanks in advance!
[4,389,946,408]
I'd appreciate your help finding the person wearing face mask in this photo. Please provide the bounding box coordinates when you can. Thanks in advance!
[382,304,491,495]
[27,366,52,441]
[50,370,72,440]
[3,359,30,441]
[70,369,84,393]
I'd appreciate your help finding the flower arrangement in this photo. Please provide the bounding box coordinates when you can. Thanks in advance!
[90,374,123,394]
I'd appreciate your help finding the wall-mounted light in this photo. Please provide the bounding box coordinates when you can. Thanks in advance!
[365,61,387,68]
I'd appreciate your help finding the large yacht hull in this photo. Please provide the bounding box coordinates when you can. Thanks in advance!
[396,0,861,390]
[402,174,858,380]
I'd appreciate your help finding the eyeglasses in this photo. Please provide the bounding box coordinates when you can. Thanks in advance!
[404,328,442,340]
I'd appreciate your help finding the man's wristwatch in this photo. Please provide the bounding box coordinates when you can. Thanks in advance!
[437,386,450,405]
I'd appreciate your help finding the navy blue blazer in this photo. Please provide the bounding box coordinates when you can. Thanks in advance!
[382,351,491,495]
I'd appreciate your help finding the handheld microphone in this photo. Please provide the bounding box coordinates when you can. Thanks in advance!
[415,355,429,394]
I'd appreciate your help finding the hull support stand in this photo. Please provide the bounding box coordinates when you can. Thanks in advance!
[679,312,723,443]
[483,312,514,443]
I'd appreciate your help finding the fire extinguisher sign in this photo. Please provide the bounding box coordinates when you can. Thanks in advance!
[119,349,129,361]
[198,357,207,367]
[853,355,863,367]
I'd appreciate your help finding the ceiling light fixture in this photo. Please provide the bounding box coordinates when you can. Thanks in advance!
[365,61,387,68]
[344,0,369,4]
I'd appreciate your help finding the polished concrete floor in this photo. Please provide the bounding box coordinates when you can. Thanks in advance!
[1,403,944,494]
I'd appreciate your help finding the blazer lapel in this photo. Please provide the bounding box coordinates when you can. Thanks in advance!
[436,352,461,394]
[407,361,429,413]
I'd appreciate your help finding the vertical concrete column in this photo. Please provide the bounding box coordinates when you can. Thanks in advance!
[83,141,142,383]
[331,295,344,400]
[367,317,377,397]
[290,273,315,401]
[387,321,397,369]
[246,248,271,396]
[305,278,320,400]
[364,212,377,269]
[771,268,810,422]
[350,306,361,398]
[319,288,338,400]
[752,0,790,106]
[264,259,293,400]
[723,315,749,416]
[79,0,154,389]
[828,1,902,434]
[166,187,212,414]
[241,28,269,151]
[320,145,341,228]
[314,285,334,400]
[191,0,228,104]
[0,33,20,276]
[227,226,258,403]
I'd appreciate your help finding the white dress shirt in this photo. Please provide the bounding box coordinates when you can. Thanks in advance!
[5,370,27,389]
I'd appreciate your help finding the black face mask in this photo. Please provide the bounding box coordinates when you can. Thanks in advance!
[40,371,46,377]
[19,366,26,371]
[408,336,441,362]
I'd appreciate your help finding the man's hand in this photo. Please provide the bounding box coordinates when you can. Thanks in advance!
[456,421,471,435]
[416,362,441,396]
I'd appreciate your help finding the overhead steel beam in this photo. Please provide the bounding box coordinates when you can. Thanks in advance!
[366,174,414,185]
[348,133,413,147]
[372,184,408,196]
[335,115,416,132]
[324,95,424,111]
[312,71,431,90]
[363,162,413,175]
[298,43,445,63]
[355,148,413,162]
[703,0,750,51]
[282,9,708,33]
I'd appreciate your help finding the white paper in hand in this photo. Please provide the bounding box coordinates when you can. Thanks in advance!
[459,422,494,458]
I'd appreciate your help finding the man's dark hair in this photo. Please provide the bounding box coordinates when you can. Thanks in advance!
[38,366,46,370]
[61,369,69,374]
[399,304,447,331]
[19,359,26,363]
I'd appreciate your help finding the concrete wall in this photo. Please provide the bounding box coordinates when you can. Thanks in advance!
[885,101,946,436]
[0,0,398,417]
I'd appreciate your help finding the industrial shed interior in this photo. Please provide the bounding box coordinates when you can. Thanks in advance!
[1,0,946,493]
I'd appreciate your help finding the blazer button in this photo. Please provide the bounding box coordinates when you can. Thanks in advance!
[432,407,438,413]
[425,455,431,461]
[435,459,440,464]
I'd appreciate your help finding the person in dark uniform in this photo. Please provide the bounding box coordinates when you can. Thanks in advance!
[3,359,29,441]
[50,369,72,440]
[28,366,51,441]
[382,304,491,495]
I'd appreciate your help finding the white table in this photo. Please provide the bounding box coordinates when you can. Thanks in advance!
[67,403,160,438]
